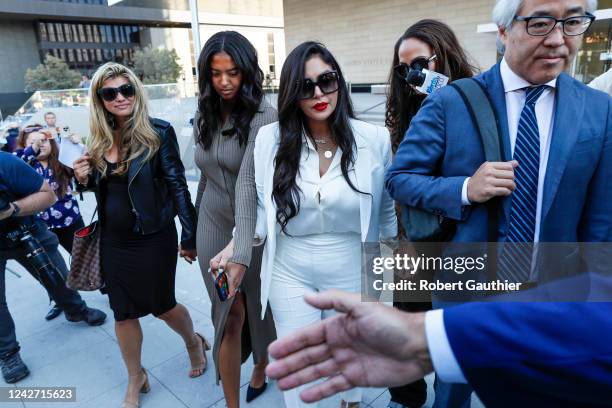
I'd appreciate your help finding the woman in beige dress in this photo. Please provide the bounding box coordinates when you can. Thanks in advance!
[193,31,277,408]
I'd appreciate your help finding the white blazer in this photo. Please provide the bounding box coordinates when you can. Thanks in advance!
[254,118,398,318]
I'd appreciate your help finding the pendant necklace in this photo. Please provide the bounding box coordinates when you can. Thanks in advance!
[314,139,333,159]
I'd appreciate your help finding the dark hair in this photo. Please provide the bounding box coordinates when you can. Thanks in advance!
[44,112,55,118]
[273,41,363,233]
[196,31,264,150]
[386,19,477,152]
[19,127,72,198]
[46,138,73,198]
[16,123,44,149]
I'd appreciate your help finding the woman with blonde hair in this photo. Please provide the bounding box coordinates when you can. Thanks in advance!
[73,62,207,408]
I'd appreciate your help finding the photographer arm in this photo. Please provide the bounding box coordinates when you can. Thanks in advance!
[0,181,56,220]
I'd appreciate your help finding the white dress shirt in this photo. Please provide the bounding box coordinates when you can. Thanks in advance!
[461,58,557,242]
[283,135,361,237]
[425,309,467,383]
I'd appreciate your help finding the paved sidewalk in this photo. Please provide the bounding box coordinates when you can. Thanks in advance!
[4,182,483,408]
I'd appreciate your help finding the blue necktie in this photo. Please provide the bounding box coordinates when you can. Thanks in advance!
[498,85,547,282]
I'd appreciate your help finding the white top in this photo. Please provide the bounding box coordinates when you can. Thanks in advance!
[588,68,612,96]
[461,58,557,243]
[425,309,467,383]
[284,135,361,236]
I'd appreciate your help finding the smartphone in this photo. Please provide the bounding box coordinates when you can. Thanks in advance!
[213,267,230,301]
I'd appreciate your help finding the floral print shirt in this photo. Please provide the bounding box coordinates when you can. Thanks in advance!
[14,146,82,229]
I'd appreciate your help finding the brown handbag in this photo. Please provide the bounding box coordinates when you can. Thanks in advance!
[67,209,103,291]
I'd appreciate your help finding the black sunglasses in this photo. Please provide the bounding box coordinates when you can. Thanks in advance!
[299,71,339,100]
[97,83,136,102]
[394,55,437,82]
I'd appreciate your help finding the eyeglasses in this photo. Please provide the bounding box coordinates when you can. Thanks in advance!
[299,71,339,100]
[393,55,437,83]
[97,83,136,102]
[514,13,595,36]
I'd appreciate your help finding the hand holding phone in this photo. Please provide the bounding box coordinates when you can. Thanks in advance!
[210,267,229,301]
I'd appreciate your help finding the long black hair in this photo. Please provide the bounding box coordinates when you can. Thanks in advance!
[196,31,264,149]
[273,41,363,234]
[385,20,476,152]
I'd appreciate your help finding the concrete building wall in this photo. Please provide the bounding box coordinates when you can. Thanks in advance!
[199,0,283,17]
[0,20,41,93]
[283,0,498,84]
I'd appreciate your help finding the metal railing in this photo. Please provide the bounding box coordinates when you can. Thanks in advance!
[0,83,199,173]
[9,83,182,122]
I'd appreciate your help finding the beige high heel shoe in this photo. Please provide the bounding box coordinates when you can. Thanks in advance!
[121,368,150,408]
[187,332,211,378]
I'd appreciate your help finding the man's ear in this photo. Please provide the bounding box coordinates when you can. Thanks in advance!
[498,26,508,44]
[497,26,508,55]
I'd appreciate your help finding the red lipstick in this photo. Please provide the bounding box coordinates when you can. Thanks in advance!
[313,102,328,112]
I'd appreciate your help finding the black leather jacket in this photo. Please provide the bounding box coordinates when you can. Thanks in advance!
[80,118,197,249]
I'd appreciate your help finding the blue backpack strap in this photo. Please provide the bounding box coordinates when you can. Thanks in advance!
[450,78,503,162]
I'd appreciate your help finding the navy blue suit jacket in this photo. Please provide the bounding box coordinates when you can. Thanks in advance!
[385,64,612,244]
[444,274,612,407]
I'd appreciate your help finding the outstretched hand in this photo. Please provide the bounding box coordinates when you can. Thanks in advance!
[266,290,433,404]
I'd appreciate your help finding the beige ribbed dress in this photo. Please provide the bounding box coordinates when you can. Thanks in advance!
[194,100,277,383]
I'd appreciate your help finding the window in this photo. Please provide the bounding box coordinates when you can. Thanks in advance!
[574,19,611,83]
[267,33,276,79]
[63,24,72,42]
[85,25,94,42]
[77,24,86,42]
[39,23,48,41]
[47,23,56,42]
[55,23,64,41]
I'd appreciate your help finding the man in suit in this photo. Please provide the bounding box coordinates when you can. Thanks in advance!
[265,276,612,408]
[385,0,611,406]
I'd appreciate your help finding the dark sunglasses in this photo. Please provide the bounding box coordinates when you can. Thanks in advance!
[299,71,339,100]
[393,55,437,82]
[97,83,136,102]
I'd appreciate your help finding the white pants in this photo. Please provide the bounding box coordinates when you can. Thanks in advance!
[269,232,363,408]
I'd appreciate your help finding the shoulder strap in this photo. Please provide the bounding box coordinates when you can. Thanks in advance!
[450,78,502,162]
[89,206,98,225]
[450,78,503,283]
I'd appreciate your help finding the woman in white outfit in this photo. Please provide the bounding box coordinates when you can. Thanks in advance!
[253,42,397,408]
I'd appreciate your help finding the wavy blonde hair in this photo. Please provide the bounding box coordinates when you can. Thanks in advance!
[88,62,160,176]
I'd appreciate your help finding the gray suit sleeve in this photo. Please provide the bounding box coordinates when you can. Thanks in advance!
[230,106,277,267]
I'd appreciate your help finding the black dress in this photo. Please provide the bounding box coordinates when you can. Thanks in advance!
[100,161,178,321]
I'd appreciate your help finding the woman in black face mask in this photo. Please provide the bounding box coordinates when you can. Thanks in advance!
[386,19,476,153]
[384,19,476,408]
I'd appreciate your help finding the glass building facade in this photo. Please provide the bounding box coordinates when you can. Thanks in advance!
[575,18,612,83]
[39,0,108,4]
[36,21,140,72]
